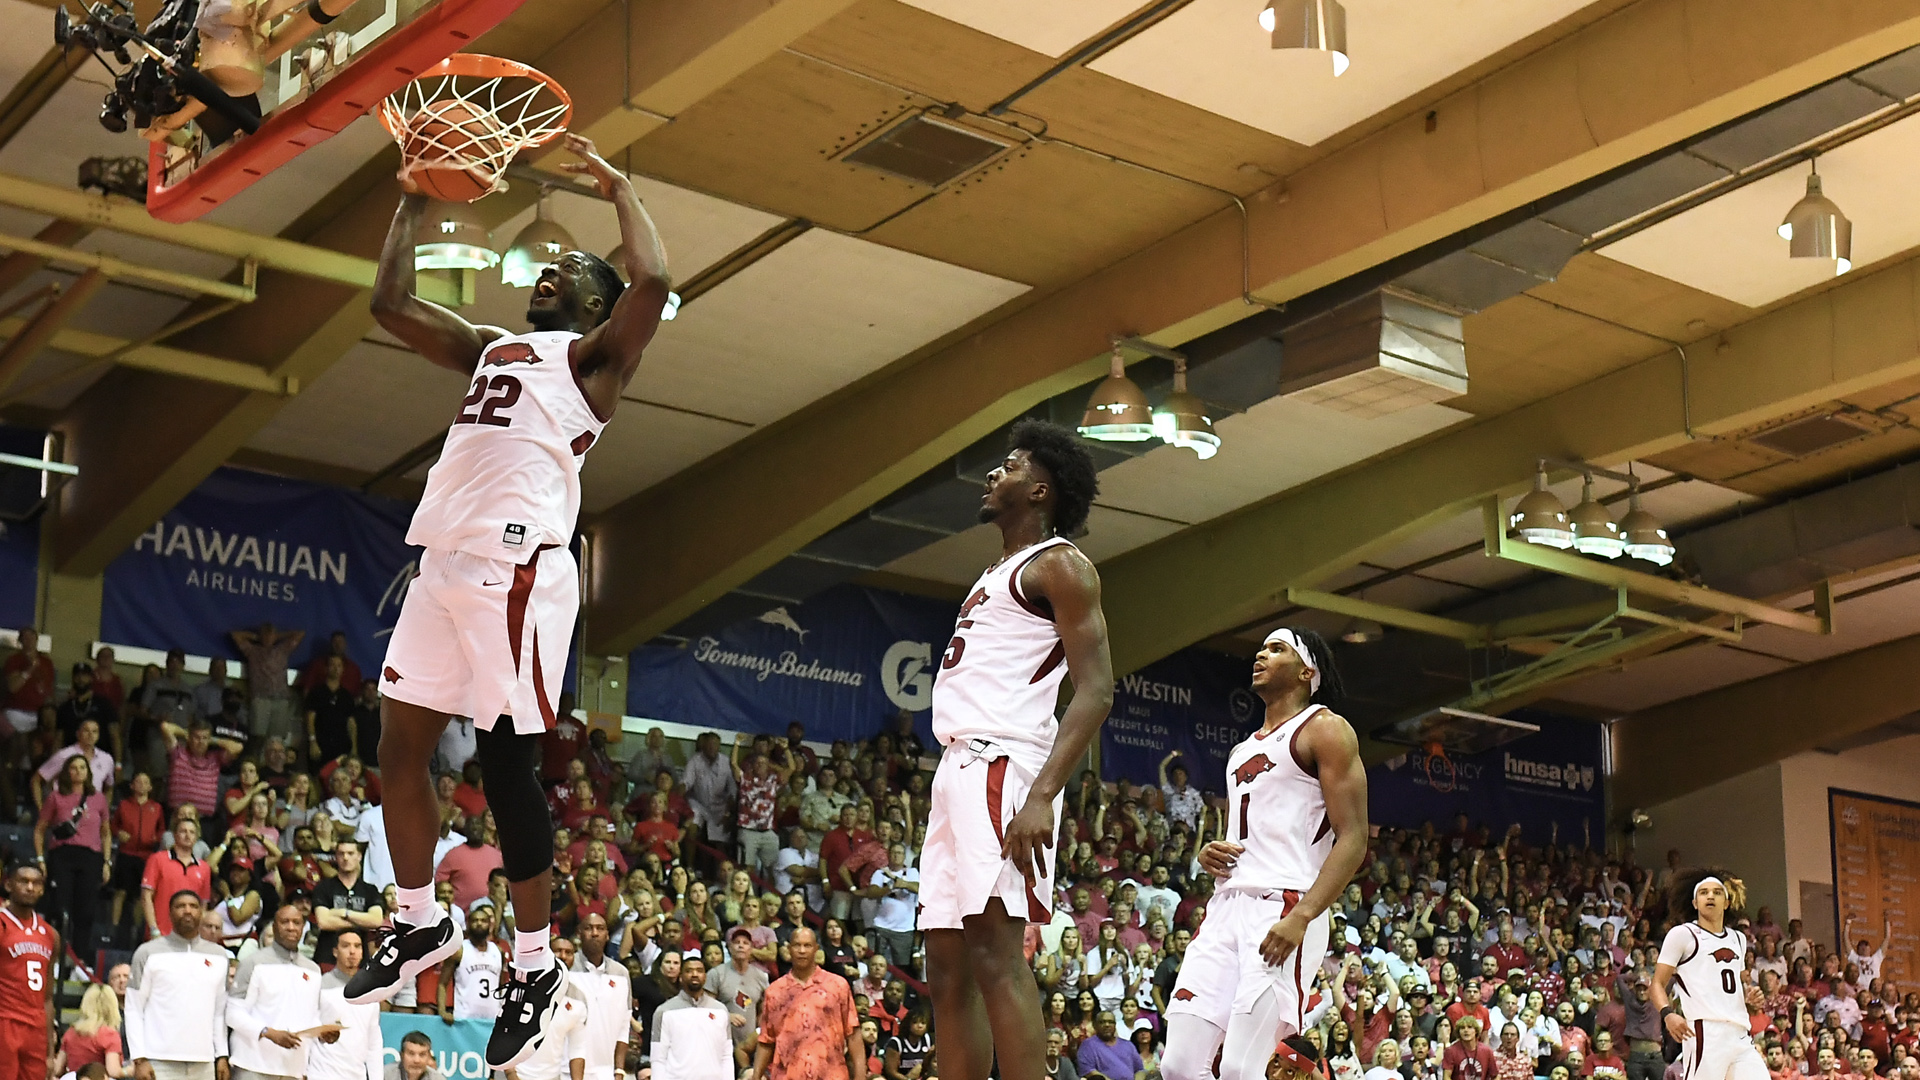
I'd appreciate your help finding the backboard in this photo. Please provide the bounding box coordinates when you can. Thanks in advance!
[142,0,531,222]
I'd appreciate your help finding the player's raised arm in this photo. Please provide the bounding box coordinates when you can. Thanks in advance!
[371,191,502,373]
[560,133,670,387]
[1001,546,1114,885]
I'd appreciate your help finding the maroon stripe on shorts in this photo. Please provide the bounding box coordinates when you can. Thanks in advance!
[507,559,538,671]
[985,758,1008,843]
[531,628,557,731]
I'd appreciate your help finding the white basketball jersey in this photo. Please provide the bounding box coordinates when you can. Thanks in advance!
[1219,704,1334,894]
[932,536,1079,774]
[1657,923,1750,1028]
[452,940,503,1020]
[408,331,609,562]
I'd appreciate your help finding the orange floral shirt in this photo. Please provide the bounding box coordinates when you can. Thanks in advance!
[758,968,859,1080]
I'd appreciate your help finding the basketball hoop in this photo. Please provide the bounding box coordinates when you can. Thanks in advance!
[378,53,571,201]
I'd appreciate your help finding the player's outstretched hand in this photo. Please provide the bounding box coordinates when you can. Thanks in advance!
[1665,1011,1693,1043]
[1198,841,1244,880]
[558,133,627,199]
[1000,797,1055,888]
[1259,911,1308,967]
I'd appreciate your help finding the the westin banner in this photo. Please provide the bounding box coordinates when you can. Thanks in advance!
[1099,648,1262,795]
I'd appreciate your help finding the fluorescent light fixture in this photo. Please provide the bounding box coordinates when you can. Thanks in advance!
[502,195,577,288]
[1151,359,1220,459]
[1620,490,1675,566]
[1780,163,1852,275]
[1569,478,1625,559]
[413,201,498,271]
[1078,349,1155,442]
[1510,464,1573,549]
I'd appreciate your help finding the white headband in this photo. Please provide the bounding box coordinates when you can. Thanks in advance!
[1694,876,1724,899]
[1264,628,1322,695]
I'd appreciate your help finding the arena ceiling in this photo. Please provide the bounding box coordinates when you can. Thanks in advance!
[8,0,1920,807]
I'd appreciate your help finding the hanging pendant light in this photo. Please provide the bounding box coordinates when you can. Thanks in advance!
[1078,347,1155,442]
[1510,464,1573,549]
[1151,358,1220,459]
[1569,477,1625,559]
[413,200,498,271]
[1779,161,1852,275]
[1620,488,1675,566]
[501,192,577,287]
[606,244,684,321]
[1260,0,1349,76]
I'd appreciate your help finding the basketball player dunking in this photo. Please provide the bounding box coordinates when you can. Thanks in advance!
[1653,872,1768,1080]
[924,420,1113,1080]
[344,133,670,1072]
[1163,628,1368,1080]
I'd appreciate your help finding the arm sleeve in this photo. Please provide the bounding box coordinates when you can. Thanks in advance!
[1657,927,1693,970]
[226,954,266,1042]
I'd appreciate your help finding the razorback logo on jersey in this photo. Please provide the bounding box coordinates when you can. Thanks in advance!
[1174,989,1196,1001]
[483,342,542,367]
[1234,753,1278,785]
[957,587,989,622]
[1711,948,1738,963]
[384,666,403,683]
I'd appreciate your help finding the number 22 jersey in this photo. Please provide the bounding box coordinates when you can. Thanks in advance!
[407,331,609,562]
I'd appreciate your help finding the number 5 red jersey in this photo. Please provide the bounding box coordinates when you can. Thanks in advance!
[407,331,608,562]
[0,908,54,1024]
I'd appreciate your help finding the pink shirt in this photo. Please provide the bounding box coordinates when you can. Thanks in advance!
[165,744,228,817]
[435,840,504,910]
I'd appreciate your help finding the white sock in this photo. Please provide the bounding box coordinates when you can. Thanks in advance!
[395,885,441,928]
[513,928,551,975]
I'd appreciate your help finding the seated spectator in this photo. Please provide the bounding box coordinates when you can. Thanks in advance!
[1076,1011,1144,1080]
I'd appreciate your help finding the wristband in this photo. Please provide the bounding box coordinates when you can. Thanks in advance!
[1660,1005,1680,1018]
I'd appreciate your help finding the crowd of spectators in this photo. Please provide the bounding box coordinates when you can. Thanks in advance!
[5,624,1912,1080]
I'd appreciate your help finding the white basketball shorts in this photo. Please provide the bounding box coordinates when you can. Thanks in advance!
[920,739,1062,930]
[380,545,575,735]
[1167,887,1330,1035]
[1682,1021,1768,1080]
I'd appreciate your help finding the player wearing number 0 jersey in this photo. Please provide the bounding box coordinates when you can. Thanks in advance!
[1164,628,1369,1080]
[0,863,55,1080]
[924,421,1114,1080]
[1653,872,1768,1080]
[352,133,672,1075]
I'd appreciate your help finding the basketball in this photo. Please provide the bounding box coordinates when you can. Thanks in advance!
[401,99,507,203]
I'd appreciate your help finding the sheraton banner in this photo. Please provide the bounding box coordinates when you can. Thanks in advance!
[102,466,421,676]
[628,584,959,746]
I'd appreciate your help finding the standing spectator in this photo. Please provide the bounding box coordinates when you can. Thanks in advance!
[384,1032,448,1080]
[570,912,632,1080]
[159,722,239,818]
[736,741,789,879]
[126,891,231,1080]
[232,623,304,748]
[308,929,384,1080]
[866,845,918,973]
[1076,1011,1144,1080]
[684,733,737,872]
[1618,972,1664,1080]
[57,663,120,758]
[1157,752,1203,834]
[93,647,126,714]
[34,753,110,966]
[712,927,772,1071]
[140,812,211,939]
[225,904,324,1080]
[258,739,295,793]
[190,662,233,727]
[1495,1024,1533,1080]
[112,772,166,937]
[538,709,589,787]
[34,716,115,804]
[295,632,362,698]
[626,727,681,792]
[304,657,357,767]
[347,682,382,768]
[754,926,864,1080]
[311,841,383,968]
[654,953,732,1080]
[434,814,502,911]
[820,805,866,923]
[1445,1018,1499,1080]
[774,827,819,901]
[3,627,55,815]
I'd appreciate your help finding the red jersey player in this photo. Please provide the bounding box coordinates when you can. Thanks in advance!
[1163,627,1368,1080]
[923,420,1114,1080]
[0,861,56,1080]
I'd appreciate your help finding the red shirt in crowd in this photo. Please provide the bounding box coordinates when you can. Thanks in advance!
[2,650,54,713]
[1584,1051,1628,1080]
[1486,941,1529,977]
[435,840,503,910]
[114,796,166,859]
[631,818,680,864]
[540,716,588,785]
[1444,1041,1498,1080]
[1448,1000,1491,1031]
[92,665,124,713]
[452,780,487,822]
[165,744,229,817]
[739,771,781,832]
[141,850,213,936]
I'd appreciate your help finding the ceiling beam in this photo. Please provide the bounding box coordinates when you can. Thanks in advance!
[1610,631,1920,812]
[1093,250,1920,680]
[577,0,1920,654]
[0,270,106,395]
[0,44,88,152]
[44,0,866,574]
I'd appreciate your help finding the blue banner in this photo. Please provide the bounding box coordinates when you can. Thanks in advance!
[102,466,420,675]
[1099,649,1262,795]
[1369,709,1605,847]
[628,585,959,746]
[0,515,35,632]
[378,1014,491,1080]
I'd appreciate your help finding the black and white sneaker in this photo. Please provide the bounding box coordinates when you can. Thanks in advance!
[485,962,569,1071]
[343,913,459,1005]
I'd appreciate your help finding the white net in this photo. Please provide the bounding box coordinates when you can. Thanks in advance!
[378,55,571,194]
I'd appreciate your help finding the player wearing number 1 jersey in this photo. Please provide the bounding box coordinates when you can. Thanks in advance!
[1654,872,1768,1080]
[348,133,671,1074]
[0,862,55,1080]
[1164,628,1368,1080]
[925,420,1114,1080]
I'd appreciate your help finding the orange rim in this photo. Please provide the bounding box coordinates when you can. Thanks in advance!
[379,52,573,146]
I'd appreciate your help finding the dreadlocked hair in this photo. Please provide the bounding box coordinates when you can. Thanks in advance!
[581,252,627,325]
[1008,419,1099,537]
[1669,866,1747,922]
[1282,626,1346,705]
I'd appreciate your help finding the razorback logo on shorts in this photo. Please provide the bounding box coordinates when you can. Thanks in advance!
[483,342,542,367]
[1173,988,1196,1001]
[384,666,403,683]
[1711,948,1738,963]
[1234,753,1278,786]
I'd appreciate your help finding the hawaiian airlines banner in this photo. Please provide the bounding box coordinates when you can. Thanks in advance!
[379,1014,490,1079]
[1369,710,1605,846]
[102,466,421,675]
[1098,649,1262,795]
[627,584,959,746]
